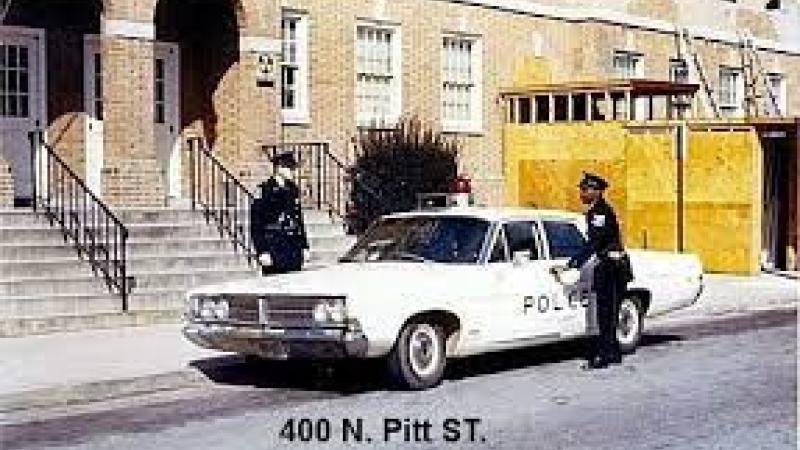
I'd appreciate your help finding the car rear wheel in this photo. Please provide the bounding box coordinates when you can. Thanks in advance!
[387,322,446,390]
[617,296,644,354]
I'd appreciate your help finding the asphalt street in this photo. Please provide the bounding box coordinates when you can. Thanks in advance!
[2,308,797,450]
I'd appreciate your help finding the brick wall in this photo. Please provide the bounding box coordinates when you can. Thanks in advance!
[1,0,797,208]
[279,0,800,207]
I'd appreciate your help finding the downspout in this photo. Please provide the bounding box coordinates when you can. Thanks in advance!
[676,122,687,253]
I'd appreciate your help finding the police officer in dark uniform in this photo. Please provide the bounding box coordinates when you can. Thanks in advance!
[559,173,632,369]
[250,151,309,276]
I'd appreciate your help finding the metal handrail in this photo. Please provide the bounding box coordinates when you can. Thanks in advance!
[187,137,261,266]
[262,142,393,233]
[28,130,132,310]
[262,142,345,219]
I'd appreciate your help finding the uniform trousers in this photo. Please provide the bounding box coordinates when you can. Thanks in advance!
[592,259,627,362]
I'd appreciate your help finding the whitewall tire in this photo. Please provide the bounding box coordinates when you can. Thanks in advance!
[617,296,644,354]
[387,322,446,390]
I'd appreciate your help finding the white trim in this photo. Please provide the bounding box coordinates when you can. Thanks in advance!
[433,0,800,56]
[354,20,403,128]
[281,12,311,125]
[765,72,787,116]
[83,35,103,195]
[441,33,483,134]
[239,36,282,53]
[718,66,745,118]
[101,19,154,40]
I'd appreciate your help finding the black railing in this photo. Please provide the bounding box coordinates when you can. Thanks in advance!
[187,137,260,266]
[262,142,393,234]
[262,142,346,219]
[28,131,132,310]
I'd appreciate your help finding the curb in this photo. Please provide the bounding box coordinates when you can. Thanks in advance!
[648,302,797,328]
[0,369,210,415]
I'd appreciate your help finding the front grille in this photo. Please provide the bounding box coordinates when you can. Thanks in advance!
[261,296,323,327]
[220,294,345,328]
[227,295,260,324]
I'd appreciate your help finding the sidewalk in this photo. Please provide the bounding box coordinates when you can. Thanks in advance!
[0,274,796,412]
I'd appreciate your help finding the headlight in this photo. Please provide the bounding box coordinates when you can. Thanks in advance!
[193,296,229,321]
[311,298,347,325]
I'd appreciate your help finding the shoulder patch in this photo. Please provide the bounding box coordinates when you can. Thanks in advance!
[591,214,606,227]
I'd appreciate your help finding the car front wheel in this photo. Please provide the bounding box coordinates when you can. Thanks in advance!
[617,296,644,354]
[387,322,446,390]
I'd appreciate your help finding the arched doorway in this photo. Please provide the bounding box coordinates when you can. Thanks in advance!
[155,0,242,200]
[0,0,102,206]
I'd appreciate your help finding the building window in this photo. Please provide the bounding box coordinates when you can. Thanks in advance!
[718,67,744,117]
[92,53,103,120]
[154,58,165,124]
[613,50,643,79]
[282,12,310,124]
[356,22,401,128]
[765,72,786,116]
[441,35,482,133]
[669,58,689,83]
[0,44,30,118]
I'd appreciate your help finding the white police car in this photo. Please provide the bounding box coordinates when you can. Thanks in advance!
[183,208,703,390]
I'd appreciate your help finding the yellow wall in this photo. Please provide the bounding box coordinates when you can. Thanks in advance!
[504,121,762,274]
[684,126,761,274]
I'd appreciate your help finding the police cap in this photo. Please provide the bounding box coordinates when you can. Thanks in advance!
[578,172,609,190]
[270,150,298,169]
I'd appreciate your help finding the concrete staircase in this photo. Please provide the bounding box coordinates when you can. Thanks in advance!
[0,208,355,337]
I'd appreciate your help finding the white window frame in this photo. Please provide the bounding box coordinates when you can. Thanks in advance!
[281,11,310,124]
[669,58,690,84]
[355,20,402,128]
[613,50,644,79]
[765,72,786,117]
[718,66,744,118]
[441,33,483,134]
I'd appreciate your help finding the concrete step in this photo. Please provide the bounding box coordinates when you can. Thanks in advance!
[116,207,343,226]
[0,243,80,260]
[114,208,201,224]
[0,253,255,278]
[0,268,255,296]
[0,225,70,244]
[0,209,48,226]
[309,235,357,252]
[125,222,222,239]
[0,289,187,319]
[0,234,354,261]
[0,309,181,338]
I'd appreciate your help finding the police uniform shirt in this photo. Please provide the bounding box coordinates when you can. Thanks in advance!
[254,177,309,250]
[568,197,623,269]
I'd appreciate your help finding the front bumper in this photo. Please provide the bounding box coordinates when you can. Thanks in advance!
[183,322,369,359]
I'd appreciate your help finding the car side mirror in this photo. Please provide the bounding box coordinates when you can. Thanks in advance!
[512,251,529,266]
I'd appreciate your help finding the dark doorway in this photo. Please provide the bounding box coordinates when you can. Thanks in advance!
[155,0,241,149]
[761,134,794,271]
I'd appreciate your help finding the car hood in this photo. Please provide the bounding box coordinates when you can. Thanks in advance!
[187,262,486,299]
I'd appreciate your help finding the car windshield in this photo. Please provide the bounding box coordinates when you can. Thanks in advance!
[341,216,490,264]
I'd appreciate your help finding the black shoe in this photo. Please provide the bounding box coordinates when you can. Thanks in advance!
[582,356,609,370]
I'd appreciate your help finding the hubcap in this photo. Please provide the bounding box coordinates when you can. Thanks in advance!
[617,300,640,345]
[408,325,440,377]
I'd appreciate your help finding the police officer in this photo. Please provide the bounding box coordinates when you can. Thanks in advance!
[250,151,310,276]
[558,173,632,369]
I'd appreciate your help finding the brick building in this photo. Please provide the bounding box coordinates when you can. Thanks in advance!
[0,0,798,255]
[0,0,798,335]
